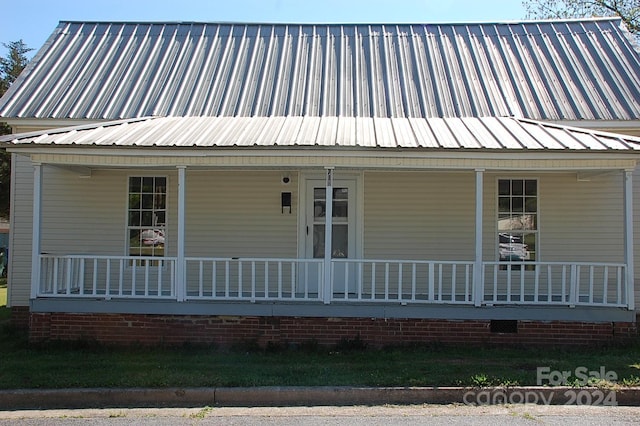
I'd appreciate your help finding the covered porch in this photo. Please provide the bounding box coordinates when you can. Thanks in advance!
[5,116,639,315]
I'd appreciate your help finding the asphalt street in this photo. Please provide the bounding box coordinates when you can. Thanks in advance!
[1,405,640,425]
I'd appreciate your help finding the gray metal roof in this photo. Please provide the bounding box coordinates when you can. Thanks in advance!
[1,19,640,121]
[3,116,639,151]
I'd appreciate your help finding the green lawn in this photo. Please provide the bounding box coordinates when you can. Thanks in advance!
[0,315,638,390]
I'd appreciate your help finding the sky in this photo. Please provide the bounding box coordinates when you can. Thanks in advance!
[2,0,527,58]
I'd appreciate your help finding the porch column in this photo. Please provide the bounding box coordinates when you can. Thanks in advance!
[473,169,484,307]
[176,166,186,302]
[624,170,635,311]
[30,163,42,299]
[323,167,334,304]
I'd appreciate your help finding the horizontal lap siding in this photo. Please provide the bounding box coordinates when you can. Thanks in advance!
[184,171,298,258]
[8,155,34,306]
[363,171,476,261]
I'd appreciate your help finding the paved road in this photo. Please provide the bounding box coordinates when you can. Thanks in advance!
[1,405,640,425]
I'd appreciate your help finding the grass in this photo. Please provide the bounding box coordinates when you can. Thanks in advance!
[0,314,638,390]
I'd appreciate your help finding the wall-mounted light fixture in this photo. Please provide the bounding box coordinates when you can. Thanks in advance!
[281,192,292,214]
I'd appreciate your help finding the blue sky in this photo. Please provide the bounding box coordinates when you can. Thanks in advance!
[2,0,527,58]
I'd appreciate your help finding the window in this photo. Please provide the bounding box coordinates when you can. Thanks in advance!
[128,177,166,258]
[498,179,537,270]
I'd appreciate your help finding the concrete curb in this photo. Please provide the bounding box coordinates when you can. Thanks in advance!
[0,386,639,410]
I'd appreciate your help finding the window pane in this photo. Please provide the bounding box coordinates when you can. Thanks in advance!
[512,196,524,212]
[142,177,154,192]
[333,188,348,200]
[129,194,140,209]
[154,194,166,209]
[525,179,537,196]
[512,180,524,195]
[525,197,537,213]
[498,197,510,213]
[332,224,348,258]
[155,211,166,226]
[333,200,348,218]
[129,177,141,193]
[141,211,153,226]
[314,201,326,219]
[142,194,153,209]
[314,188,325,200]
[129,211,140,226]
[498,180,510,196]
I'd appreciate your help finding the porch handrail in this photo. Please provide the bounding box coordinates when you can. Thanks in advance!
[38,254,177,299]
[330,258,475,304]
[36,254,631,309]
[184,257,324,301]
[482,261,628,307]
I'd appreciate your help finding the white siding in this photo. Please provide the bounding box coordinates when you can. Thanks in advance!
[184,171,298,258]
[363,171,476,261]
[8,155,34,306]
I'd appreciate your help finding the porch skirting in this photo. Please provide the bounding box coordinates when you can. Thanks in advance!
[27,311,637,347]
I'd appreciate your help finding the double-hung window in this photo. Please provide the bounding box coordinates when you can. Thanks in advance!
[498,179,537,270]
[128,177,166,259]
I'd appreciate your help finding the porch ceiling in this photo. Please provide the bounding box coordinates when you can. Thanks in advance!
[2,116,640,154]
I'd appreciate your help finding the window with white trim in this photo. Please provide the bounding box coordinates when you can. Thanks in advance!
[128,177,166,258]
[498,179,537,270]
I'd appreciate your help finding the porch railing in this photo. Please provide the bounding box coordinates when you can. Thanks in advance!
[483,261,628,307]
[38,254,176,298]
[36,255,631,308]
[184,257,324,301]
[330,259,474,304]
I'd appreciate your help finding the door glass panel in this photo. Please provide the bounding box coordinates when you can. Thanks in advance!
[311,186,350,259]
[312,224,349,258]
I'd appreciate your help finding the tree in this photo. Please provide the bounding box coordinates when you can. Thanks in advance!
[523,0,639,35]
[0,40,32,219]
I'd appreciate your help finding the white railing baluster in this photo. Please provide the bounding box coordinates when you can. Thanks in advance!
[251,261,256,303]
[198,261,204,297]
[144,260,149,296]
[92,258,98,296]
[358,262,363,300]
[371,262,376,300]
[264,261,269,299]
[277,261,282,298]
[118,259,124,296]
[225,261,230,298]
[438,264,443,302]
[428,263,434,302]
[398,263,403,301]
[411,263,417,302]
[589,266,594,304]
[451,264,456,302]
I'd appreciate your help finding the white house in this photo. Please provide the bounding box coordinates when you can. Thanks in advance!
[1,18,640,346]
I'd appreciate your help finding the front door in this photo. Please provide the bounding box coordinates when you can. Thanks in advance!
[302,178,358,295]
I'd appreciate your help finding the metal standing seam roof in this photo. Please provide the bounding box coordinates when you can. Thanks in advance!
[1,18,639,121]
[2,116,640,151]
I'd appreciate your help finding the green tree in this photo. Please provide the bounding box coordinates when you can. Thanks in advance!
[523,0,639,34]
[0,40,32,219]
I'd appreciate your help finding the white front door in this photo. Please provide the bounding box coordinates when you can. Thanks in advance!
[301,177,358,295]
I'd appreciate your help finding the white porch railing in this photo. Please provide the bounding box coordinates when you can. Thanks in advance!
[38,254,176,298]
[184,257,324,301]
[330,259,475,304]
[36,255,631,308]
[483,261,628,307]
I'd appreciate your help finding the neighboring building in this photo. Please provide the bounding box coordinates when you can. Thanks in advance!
[1,18,639,346]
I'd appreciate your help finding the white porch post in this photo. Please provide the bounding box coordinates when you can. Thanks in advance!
[323,167,334,304]
[176,166,187,302]
[30,163,42,299]
[624,170,635,311]
[473,169,484,307]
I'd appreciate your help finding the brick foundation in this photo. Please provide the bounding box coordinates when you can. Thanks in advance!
[10,306,30,329]
[27,313,638,347]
